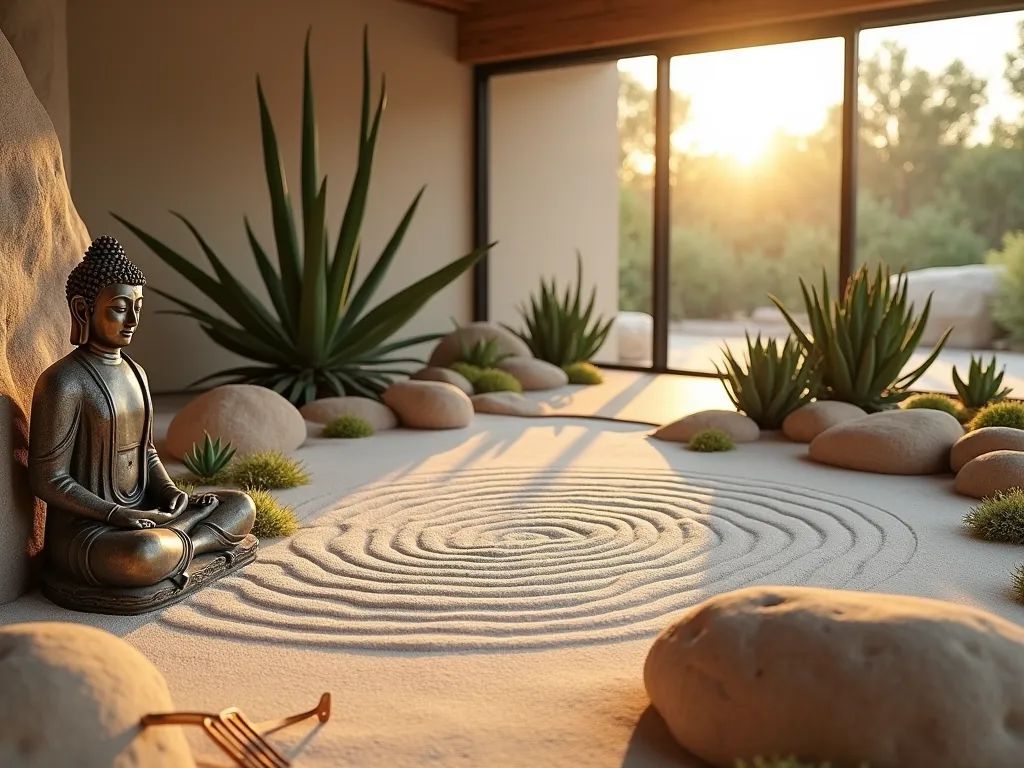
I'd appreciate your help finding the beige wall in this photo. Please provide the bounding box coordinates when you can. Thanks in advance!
[489,64,620,362]
[67,0,473,392]
[0,0,71,176]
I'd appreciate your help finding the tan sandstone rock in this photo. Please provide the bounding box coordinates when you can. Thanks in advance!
[166,384,306,460]
[383,380,473,429]
[410,366,474,396]
[299,396,397,431]
[653,410,760,444]
[809,409,963,474]
[0,622,195,767]
[950,426,1024,474]
[954,450,1024,499]
[497,356,568,391]
[472,391,546,417]
[0,27,89,604]
[427,322,531,369]
[645,585,1024,768]
[782,401,867,443]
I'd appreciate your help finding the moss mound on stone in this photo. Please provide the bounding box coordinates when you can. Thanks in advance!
[247,488,299,538]
[229,451,310,490]
[902,393,966,422]
[473,368,523,394]
[963,488,1024,544]
[449,362,483,386]
[970,400,1024,431]
[688,428,735,452]
[322,414,374,439]
[564,361,604,385]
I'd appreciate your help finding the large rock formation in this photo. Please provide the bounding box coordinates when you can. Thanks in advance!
[0,26,89,604]
[893,264,1003,349]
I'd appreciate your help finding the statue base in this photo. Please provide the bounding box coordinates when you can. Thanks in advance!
[41,534,259,616]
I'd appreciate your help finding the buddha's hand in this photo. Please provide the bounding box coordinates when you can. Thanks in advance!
[159,487,190,515]
[106,506,178,529]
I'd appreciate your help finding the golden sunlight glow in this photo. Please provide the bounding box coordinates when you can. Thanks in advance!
[620,38,845,164]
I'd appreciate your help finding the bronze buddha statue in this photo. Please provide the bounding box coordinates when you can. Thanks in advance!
[29,235,258,615]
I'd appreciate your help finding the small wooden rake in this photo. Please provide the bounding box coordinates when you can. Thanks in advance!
[141,692,331,767]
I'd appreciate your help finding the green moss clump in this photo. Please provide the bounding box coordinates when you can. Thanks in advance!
[688,428,735,452]
[564,361,604,385]
[902,393,966,422]
[1012,563,1024,604]
[449,361,483,386]
[322,414,374,439]
[229,451,310,490]
[963,489,1024,544]
[246,488,299,538]
[473,368,523,394]
[970,400,1024,431]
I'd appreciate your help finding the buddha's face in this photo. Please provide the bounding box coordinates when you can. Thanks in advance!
[88,283,144,349]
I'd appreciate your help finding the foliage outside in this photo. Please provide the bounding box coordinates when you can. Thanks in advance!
[115,28,492,406]
[564,361,604,385]
[689,429,736,452]
[952,355,1013,410]
[473,369,523,394]
[322,414,375,438]
[901,393,967,422]
[963,489,1024,544]
[969,400,1024,431]
[771,265,948,412]
[989,233,1024,343]
[506,251,613,366]
[248,488,300,538]
[715,334,815,429]
[229,451,311,490]
[182,432,237,483]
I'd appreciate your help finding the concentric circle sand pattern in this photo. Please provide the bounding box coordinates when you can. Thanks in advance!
[160,468,916,650]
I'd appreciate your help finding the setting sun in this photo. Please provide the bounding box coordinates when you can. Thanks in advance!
[620,38,845,164]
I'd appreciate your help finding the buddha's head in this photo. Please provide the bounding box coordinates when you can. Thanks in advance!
[66,235,147,349]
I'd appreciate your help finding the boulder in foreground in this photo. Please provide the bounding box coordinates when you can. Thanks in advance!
[299,396,397,431]
[955,450,1024,499]
[383,380,473,429]
[645,585,1024,768]
[653,410,759,444]
[782,401,867,443]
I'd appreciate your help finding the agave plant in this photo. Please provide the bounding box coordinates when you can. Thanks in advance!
[952,355,1012,411]
[769,264,950,412]
[183,432,236,482]
[714,334,816,429]
[457,333,512,369]
[113,29,493,406]
[504,250,613,366]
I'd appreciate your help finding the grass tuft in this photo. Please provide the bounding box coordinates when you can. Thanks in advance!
[901,393,967,422]
[1012,563,1024,604]
[969,400,1024,431]
[322,414,375,439]
[449,362,483,387]
[473,368,523,394]
[564,361,604,385]
[688,428,736,452]
[963,488,1024,544]
[246,488,299,538]
[229,451,310,491]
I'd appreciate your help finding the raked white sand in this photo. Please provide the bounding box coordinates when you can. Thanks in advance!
[2,382,1024,767]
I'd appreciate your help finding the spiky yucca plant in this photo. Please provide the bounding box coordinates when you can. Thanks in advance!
[183,433,236,483]
[457,334,512,369]
[952,355,1012,411]
[714,334,816,430]
[113,29,493,406]
[505,250,613,366]
[770,265,950,413]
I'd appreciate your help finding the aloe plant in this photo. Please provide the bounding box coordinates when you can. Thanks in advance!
[457,334,512,368]
[183,432,236,482]
[952,355,1012,411]
[714,334,816,429]
[113,29,493,406]
[769,265,950,412]
[504,250,613,366]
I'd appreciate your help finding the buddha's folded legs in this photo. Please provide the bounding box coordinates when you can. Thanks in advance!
[172,490,256,556]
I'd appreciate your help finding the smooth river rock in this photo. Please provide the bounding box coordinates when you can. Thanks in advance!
[809,408,963,474]
[644,585,1024,768]
[410,366,474,396]
[166,384,306,460]
[299,395,397,431]
[653,410,760,444]
[471,391,546,417]
[950,426,1024,473]
[426,322,531,369]
[383,380,473,429]
[497,356,568,391]
[0,622,195,767]
[781,401,867,443]
[955,450,1024,499]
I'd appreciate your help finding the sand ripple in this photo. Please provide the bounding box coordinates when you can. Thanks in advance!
[159,468,916,650]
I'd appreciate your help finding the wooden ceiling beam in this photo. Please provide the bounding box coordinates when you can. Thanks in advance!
[457,0,947,64]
